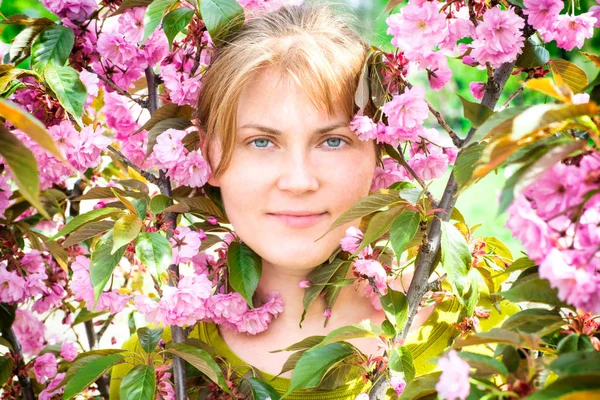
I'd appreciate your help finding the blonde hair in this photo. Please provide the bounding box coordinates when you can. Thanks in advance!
[196,2,380,179]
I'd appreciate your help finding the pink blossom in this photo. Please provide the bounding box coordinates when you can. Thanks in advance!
[0,173,11,218]
[97,291,131,314]
[237,307,272,335]
[79,69,99,107]
[60,341,78,361]
[469,82,486,100]
[141,29,170,66]
[408,147,450,181]
[299,280,311,288]
[571,93,590,104]
[350,114,378,141]
[32,283,65,314]
[155,286,205,326]
[118,7,145,43]
[160,64,202,106]
[386,0,446,51]
[426,53,452,91]
[505,194,552,263]
[591,4,600,28]
[13,309,46,355]
[525,162,583,219]
[134,295,159,323]
[0,264,26,303]
[171,150,211,188]
[436,350,471,400]
[153,129,188,170]
[370,157,409,192]
[340,226,364,253]
[383,86,428,130]
[39,372,65,400]
[41,0,97,21]
[363,284,382,310]
[97,32,143,66]
[21,250,46,274]
[102,92,140,139]
[155,364,175,400]
[390,376,407,396]
[191,252,217,276]
[353,259,388,295]
[237,0,303,12]
[26,272,49,298]
[552,13,597,51]
[262,291,284,316]
[439,10,475,54]
[523,0,564,32]
[34,352,58,383]
[206,292,248,325]
[170,226,204,264]
[470,8,525,68]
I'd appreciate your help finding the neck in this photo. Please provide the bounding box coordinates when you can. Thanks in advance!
[255,258,372,330]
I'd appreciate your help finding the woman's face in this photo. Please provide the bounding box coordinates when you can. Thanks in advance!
[208,68,377,272]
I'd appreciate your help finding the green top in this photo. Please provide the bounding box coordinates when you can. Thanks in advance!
[197,322,374,399]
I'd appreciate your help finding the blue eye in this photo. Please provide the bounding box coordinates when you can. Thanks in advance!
[251,138,271,148]
[325,137,343,148]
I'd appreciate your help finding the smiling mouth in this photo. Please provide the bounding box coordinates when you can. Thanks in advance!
[267,212,327,228]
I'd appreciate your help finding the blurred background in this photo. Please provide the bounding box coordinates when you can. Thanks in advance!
[2,0,600,257]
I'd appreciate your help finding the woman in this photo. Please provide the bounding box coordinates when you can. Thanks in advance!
[112,3,432,398]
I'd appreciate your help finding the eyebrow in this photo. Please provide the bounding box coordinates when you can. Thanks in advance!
[239,122,348,135]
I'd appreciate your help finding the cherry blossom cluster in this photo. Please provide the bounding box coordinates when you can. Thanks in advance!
[350,85,457,188]
[151,129,212,188]
[435,350,471,400]
[506,152,600,313]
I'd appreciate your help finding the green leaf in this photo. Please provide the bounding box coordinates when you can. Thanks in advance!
[9,22,54,63]
[380,288,408,332]
[135,232,172,277]
[516,36,549,69]
[133,198,147,219]
[390,211,420,261]
[440,221,471,302]
[54,208,123,238]
[501,256,536,276]
[0,355,14,386]
[399,372,441,400]
[459,95,494,129]
[150,194,171,214]
[458,352,507,376]
[227,241,262,307]
[287,342,355,394]
[163,8,194,51]
[389,346,416,382]
[63,353,124,399]
[557,334,595,355]
[454,143,486,189]
[200,0,244,42]
[62,220,115,248]
[354,205,406,255]
[31,24,74,72]
[136,103,194,134]
[73,308,109,325]
[120,365,156,400]
[381,320,396,337]
[551,351,600,376]
[549,59,588,94]
[468,106,529,145]
[317,190,404,241]
[499,276,568,307]
[165,196,226,221]
[0,123,49,219]
[142,0,175,44]
[502,308,564,335]
[247,377,281,400]
[89,231,126,304]
[137,327,164,354]
[112,214,143,254]
[271,336,325,353]
[165,343,229,392]
[43,64,86,127]
[454,328,523,348]
[0,303,16,331]
[317,320,382,348]
[527,374,600,400]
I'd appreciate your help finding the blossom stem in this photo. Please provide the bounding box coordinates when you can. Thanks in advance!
[427,103,463,147]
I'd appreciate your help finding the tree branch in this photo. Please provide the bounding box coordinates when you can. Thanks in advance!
[427,103,462,148]
[5,328,34,400]
[106,145,159,185]
[145,65,189,400]
[369,60,516,400]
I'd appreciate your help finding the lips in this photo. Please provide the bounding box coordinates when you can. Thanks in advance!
[267,212,327,228]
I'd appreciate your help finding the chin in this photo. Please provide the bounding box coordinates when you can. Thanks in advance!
[256,243,335,271]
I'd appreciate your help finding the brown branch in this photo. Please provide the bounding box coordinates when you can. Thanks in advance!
[106,145,159,185]
[369,60,516,400]
[427,103,462,147]
[145,65,189,400]
[4,328,34,400]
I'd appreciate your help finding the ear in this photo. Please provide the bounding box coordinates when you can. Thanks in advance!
[199,127,220,187]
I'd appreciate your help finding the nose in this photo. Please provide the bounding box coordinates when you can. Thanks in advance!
[277,149,319,194]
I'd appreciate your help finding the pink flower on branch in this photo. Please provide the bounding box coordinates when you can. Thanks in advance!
[552,13,597,51]
[382,85,428,130]
[34,353,58,383]
[436,350,471,400]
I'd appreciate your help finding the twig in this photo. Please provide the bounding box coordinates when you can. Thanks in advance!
[85,66,147,108]
[106,145,159,185]
[497,86,524,112]
[145,65,189,400]
[4,328,34,400]
[427,103,462,147]
[96,313,116,343]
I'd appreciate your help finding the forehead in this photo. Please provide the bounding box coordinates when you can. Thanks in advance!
[236,68,349,129]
